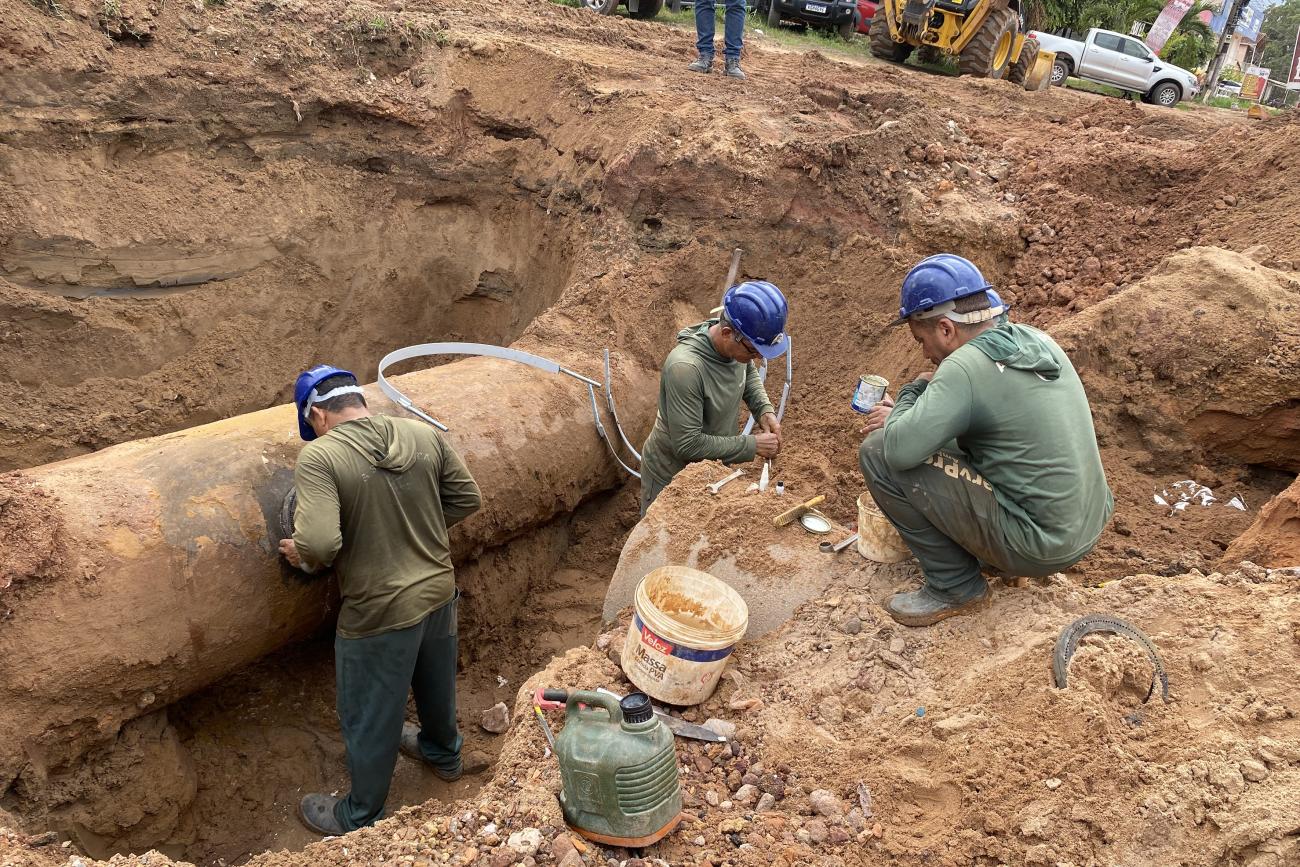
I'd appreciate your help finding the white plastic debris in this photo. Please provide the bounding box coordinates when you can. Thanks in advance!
[1227,496,1247,511]
[1154,494,1169,506]
[496,674,508,688]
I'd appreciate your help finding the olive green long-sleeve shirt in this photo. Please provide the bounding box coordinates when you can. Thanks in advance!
[292,414,482,639]
[881,321,1113,566]
[640,320,775,492]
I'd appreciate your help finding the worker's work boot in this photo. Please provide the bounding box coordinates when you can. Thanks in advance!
[687,54,713,74]
[399,721,463,782]
[885,583,990,627]
[298,793,347,836]
[724,58,746,80]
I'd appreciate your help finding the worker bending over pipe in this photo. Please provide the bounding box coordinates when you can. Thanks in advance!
[859,254,1114,627]
[281,365,483,835]
[639,281,790,514]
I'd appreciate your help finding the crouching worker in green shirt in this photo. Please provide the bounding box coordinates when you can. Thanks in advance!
[639,281,790,515]
[279,364,483,835]
[859,255,1113,627]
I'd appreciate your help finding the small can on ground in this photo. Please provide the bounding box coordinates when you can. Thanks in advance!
[851,375,889,414]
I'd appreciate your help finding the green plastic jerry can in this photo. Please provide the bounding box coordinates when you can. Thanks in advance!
[555,690,683,847]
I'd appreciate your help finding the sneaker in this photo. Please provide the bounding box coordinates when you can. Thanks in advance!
[399,721,462,781]
[724,58,746,79]
[884,583,990,627]
[298,793,347,836]
[687,54,713,74]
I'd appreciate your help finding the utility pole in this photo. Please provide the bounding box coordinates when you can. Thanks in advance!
[1203,0,1251,101]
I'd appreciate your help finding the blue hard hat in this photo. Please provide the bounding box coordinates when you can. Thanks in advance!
[722,280,789,360]
[892,253,994,325]
[293,364,356,441]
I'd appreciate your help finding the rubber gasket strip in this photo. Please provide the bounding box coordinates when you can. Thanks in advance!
[1052,614,1170,703]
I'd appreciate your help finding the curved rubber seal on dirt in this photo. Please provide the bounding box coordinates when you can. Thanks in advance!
[1052,614,1170,703]
[958,7,1017,79]
[1007,37,1039,85]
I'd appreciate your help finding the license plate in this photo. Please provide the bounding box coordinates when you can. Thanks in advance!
[806,3,826,11]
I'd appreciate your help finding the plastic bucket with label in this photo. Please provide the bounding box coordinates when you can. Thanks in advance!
[621,566,748,706]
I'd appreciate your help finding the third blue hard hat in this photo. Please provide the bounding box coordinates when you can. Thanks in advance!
[722,280,789,360]
[293,364,358,442]
[892,254,993,326]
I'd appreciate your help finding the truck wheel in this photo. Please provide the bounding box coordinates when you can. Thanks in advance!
[1050,57,1070,86]
[628,0,662,17]
[957,8,1018,79]
[1148,81,1181,107]
[1007,37,1038,85]
[766,0,781,28]
[581,0,619,14]
[869,11,913,62]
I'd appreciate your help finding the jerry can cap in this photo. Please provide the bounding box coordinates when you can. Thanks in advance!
[619,691,654,724]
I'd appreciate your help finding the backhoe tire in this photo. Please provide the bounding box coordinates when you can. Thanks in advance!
[1007,37,1038,85]
[917,45,941,65]
[869,12,913,62]
[628,0,662,17]
[957,7,1018,79]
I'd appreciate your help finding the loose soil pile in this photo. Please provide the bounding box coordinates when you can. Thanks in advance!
[3,0,1299,863]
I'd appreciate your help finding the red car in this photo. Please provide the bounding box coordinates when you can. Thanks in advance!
[855,0,878,35]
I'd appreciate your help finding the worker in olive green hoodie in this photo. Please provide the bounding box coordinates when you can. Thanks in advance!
[279,365,482,835]
[640,281,791,514]
[858,254,1113,627]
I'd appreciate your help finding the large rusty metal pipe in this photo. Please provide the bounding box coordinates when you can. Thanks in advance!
[0,354,655,793]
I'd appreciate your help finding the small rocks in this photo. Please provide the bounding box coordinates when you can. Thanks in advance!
[756,792,776,812]
[887,636,905,654]
[809,789,845,817]
[549,834,576,862]
[818,696,844,725]
[803,818,830,844]
[1209,763,1247,795]
[856,783,873,818]
[506,827,542,856]
[758,773,786,799]
[1044,778,1062,790]
[1240,759,1269,782]
[481,702,510,734]
[924,142,946,164]
[932,713,987,739]
[703,718,736,740]
[734,784,758,805]
[704,789,721,807]
[878,649,910,672]
[842,616,862,635]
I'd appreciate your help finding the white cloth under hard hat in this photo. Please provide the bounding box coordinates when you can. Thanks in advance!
[909,299,1005,325]
[301,385,366,418]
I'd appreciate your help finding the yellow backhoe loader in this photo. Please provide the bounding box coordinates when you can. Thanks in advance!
[870,0,1039,83]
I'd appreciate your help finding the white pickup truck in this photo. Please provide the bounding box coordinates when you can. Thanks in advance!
[1029,28,1200,107]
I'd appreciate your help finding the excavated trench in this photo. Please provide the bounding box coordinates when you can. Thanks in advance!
[0,75,654,863]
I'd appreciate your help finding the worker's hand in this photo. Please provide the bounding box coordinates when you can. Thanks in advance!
[278,538,301,568]
[754,432,781,459]
[759,412,782,444]
[859,396,895,436]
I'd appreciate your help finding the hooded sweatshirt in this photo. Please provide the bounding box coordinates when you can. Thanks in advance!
[882,322,1113,566]
[640,320,776,489]
[292,414,482,639]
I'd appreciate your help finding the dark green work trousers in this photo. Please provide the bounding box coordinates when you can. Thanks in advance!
[858,432,1074,602]
[333,594,462,831]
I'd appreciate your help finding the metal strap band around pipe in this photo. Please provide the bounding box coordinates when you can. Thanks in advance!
[588,383,641,479]
[603,349,642,463]
[377,342,603,432]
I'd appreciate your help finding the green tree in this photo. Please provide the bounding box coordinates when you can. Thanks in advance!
[1257,0,1300,75]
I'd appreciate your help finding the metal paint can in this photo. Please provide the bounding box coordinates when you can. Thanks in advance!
[851,375,889,414]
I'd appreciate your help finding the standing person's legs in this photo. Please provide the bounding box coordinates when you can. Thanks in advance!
[693,0,717,64]
[408,595,464,776]
[330,621,424,831]
[723,0,745,61]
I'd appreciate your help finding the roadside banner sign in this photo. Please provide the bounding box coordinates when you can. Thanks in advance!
[1291,25,1300,84]
[1241,73,1265,100]
[1146,0,1195,53]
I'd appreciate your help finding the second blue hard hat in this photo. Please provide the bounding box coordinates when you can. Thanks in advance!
[723,280,789,360]
[892,253,993,325]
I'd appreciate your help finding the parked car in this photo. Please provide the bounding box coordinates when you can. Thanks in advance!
[759,0,860,40]
[1216,79,1243,98]
[1029,28,1200,107]
[854,0,878,35]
